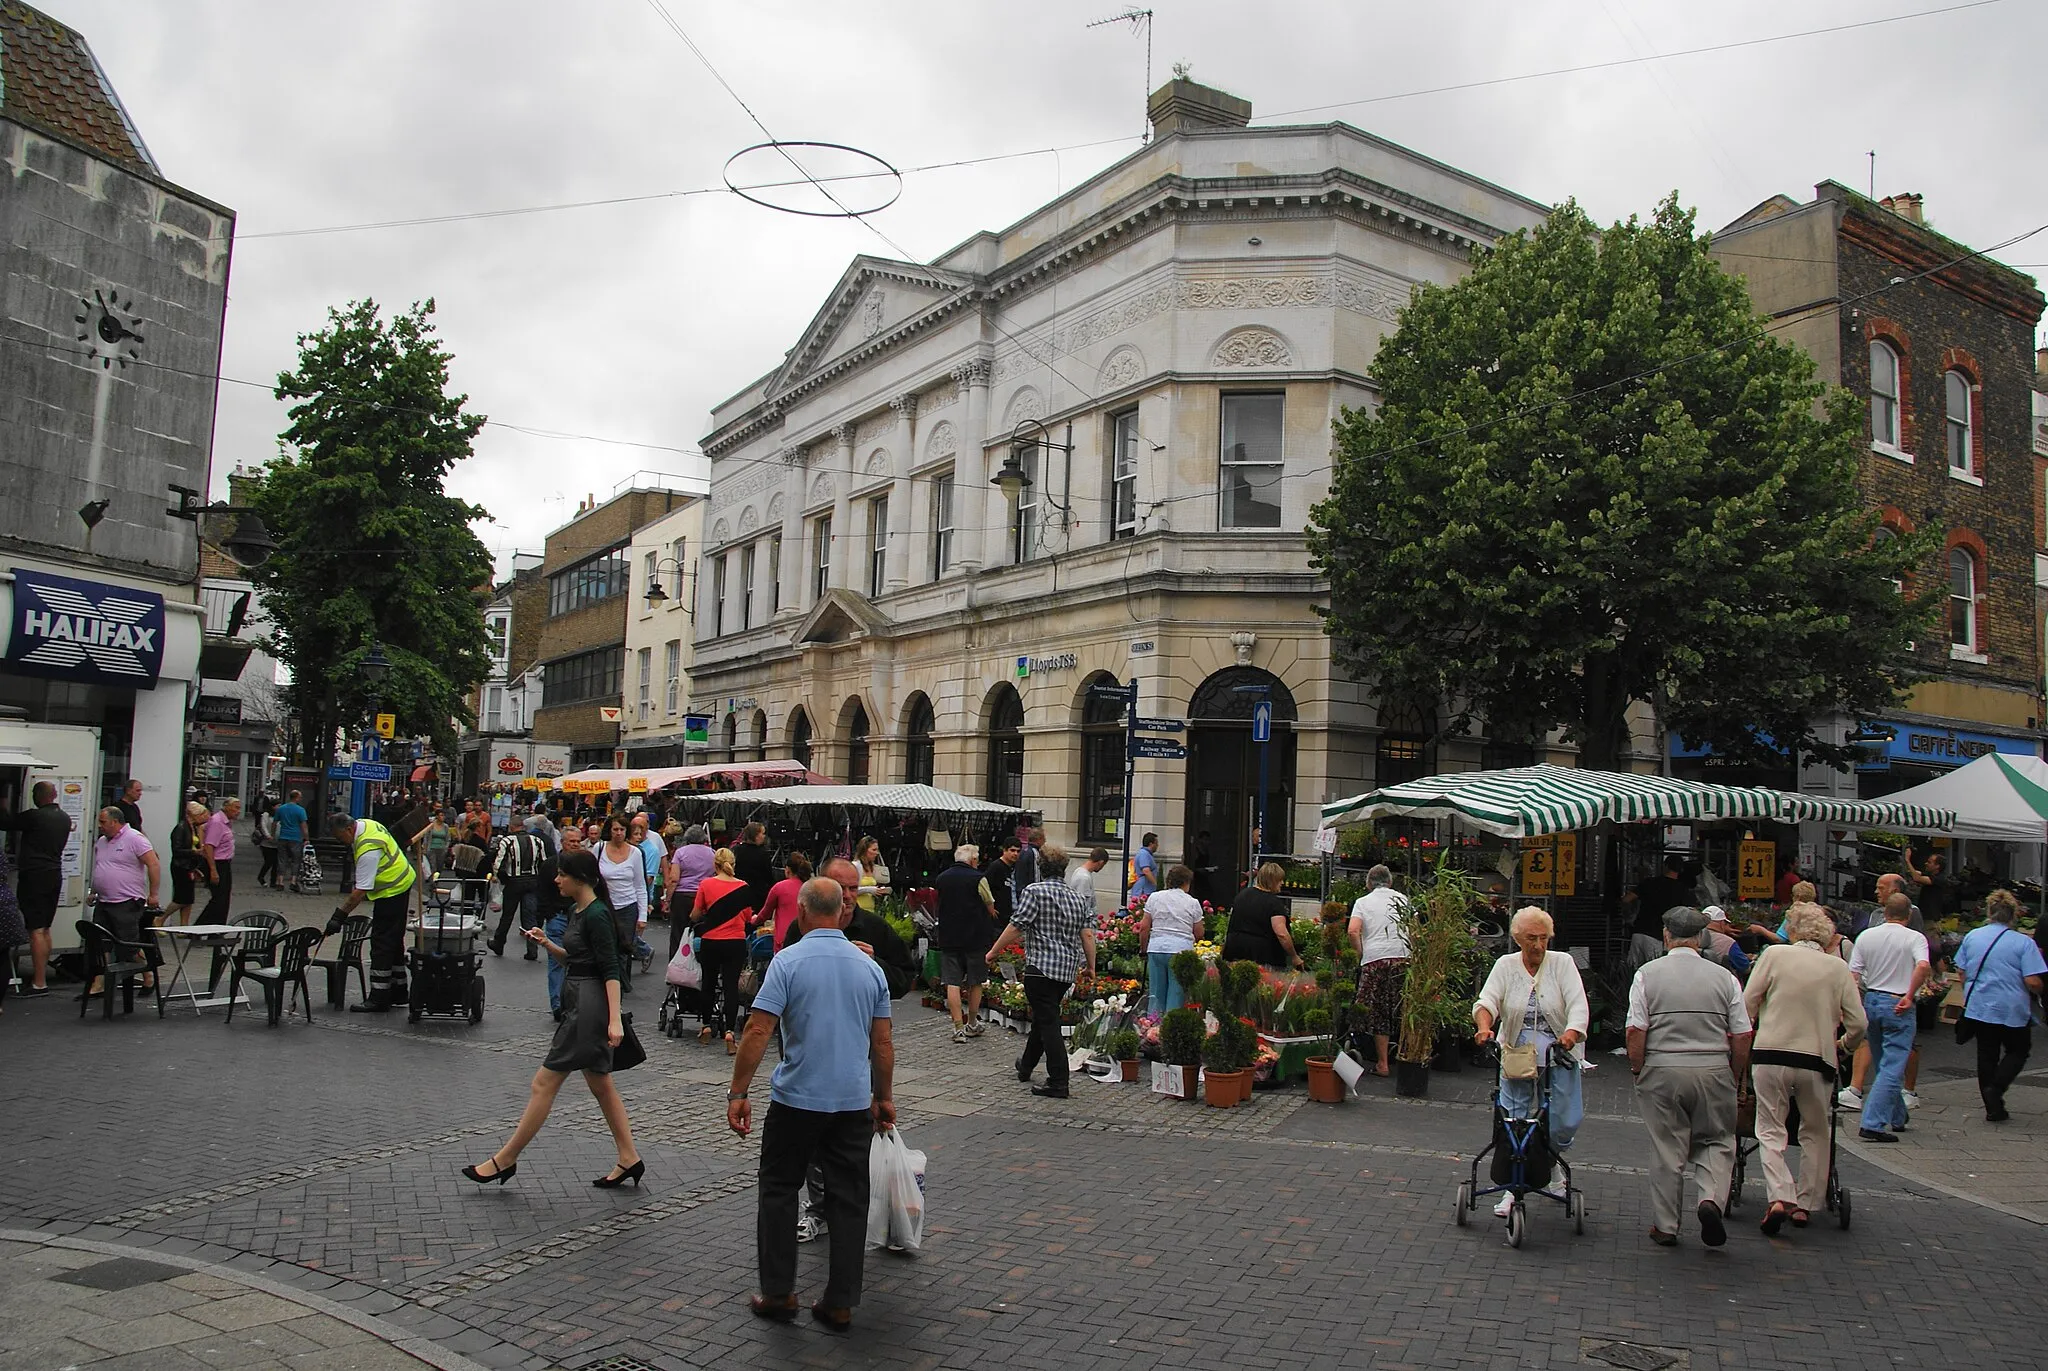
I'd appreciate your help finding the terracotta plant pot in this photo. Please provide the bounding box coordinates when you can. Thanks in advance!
[1394,1058,1431,1097]
[1205,1068,1250,1108]
[1174,1064,1201,1099]
[1119,1059,1140,1083]
[1305,1056,1346,1103]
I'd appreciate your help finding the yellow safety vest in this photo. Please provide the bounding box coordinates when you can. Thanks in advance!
[353,819,416,900]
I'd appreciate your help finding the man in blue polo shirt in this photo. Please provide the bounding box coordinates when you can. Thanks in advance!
[728,876,893,1332]
[274,790,309,892]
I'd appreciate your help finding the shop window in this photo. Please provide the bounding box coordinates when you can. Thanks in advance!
[904,693,935,786]
[1080,673,1126,841]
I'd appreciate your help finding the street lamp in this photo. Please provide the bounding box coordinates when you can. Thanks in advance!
[166,484,279,567]
[643,557,696,618]
[360,642,391,684]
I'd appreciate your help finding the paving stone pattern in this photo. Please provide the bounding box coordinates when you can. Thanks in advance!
[6,919,2046,1370]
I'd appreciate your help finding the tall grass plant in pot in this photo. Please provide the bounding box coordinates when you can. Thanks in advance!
[1395,859,1486,1098]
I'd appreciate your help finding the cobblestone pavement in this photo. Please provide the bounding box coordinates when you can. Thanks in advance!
[6,913,2046,1371]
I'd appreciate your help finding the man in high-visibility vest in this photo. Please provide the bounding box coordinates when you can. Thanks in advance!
[324,813,418,1011]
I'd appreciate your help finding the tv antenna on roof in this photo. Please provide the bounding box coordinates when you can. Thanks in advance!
[1087,8,1154,143]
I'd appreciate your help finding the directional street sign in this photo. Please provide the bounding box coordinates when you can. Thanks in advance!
[1130,738,1187,761]
[1133,716,1184,733]
[1090,681,1137,700]
[326,765,350,779]
[1252,699,1273,743]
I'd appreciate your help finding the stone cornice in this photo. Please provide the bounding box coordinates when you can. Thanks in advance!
[1838,209,2045,324]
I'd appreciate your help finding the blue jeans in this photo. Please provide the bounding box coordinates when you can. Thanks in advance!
[1862,991,1915,1132]
[1146,951,1188,1017]
[1497,1058,1585,1149]
[544,912,568,1014]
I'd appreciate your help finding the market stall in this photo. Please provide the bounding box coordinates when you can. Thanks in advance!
[674,783,1036,889]
[551,758,831,794]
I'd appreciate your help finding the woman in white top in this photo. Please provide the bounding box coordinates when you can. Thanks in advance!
[1137,864,1205,1016]
[597,817,645,994]
[1473,906,1589,1212]
[1346,865,1411,1076]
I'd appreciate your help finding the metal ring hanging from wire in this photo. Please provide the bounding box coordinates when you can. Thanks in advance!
[722,141,903,219]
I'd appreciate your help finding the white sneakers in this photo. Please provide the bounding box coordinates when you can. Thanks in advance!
[1494,1193,1515,1218]
[951,1026,967,1043]
[964,1021,986,1038]
[1836,1086,1863,1109]
[1901,1089,1921,1110]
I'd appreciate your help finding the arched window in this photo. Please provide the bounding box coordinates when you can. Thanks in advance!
[1874,526,1903,595]
[903,694,935,786]
[1375,694,1436,788]
[751,709,769,762]
[1870,340,1902,448]
[1946,370,1974,476]
[844,700,871,785]
[790,708,812,769]
[986,685,1024,809]
[1079,673,1126,842]
[723,712,738,762]
[1949,547,1979,650]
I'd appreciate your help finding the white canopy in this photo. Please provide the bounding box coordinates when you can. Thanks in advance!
[1861,751,2048,843]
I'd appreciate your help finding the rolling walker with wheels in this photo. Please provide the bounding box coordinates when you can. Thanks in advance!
[1726,1056,1851,1230]
[1454,1045,1586,1248]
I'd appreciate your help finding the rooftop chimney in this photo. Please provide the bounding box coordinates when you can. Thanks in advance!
[1879,191,1925,225]
[1146,76,1252,139]
[2037,345,2048,384]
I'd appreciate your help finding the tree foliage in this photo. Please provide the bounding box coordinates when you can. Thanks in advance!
[248,299,493,767]
[1308,197,1935,772]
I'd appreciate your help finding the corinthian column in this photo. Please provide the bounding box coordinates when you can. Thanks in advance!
[886,392,917,591]
[952,358,992,572]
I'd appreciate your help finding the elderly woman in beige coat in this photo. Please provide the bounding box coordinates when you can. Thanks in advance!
[1742,901,1867,1234]
[1473,906,1589,1216]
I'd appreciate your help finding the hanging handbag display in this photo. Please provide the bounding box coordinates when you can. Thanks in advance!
[1952,927,2011,1046]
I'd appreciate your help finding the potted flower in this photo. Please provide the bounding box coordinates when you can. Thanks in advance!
[1107,1027,1141,1082]
[1158,1006,1206,1100]
[1302,1008,1346,1102]
[1395,859,1485,1098]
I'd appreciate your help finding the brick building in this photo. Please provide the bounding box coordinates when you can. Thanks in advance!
[530,486,692,771]
[1712,183,2046,878]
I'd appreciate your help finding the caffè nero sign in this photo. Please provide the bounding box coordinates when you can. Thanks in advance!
[6,568,166,687]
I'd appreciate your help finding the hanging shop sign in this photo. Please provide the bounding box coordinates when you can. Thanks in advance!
[193,695,242,725]
[5,568,166,687]
[1519,832,1577,897]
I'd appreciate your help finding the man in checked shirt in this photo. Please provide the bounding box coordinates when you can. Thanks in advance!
[987,843,1097,1099]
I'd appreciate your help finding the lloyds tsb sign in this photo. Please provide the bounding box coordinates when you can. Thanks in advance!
[5,568,167,687]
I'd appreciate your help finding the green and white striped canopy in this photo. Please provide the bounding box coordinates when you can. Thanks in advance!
[1319,764,1953,839]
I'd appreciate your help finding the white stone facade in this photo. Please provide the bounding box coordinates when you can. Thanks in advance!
[622,498,707,761]
[690,105,1549,875]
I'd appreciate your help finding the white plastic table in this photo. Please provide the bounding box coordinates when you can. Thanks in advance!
[151,924,252,1015]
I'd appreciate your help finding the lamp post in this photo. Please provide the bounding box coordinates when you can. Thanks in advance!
[991,418,1072,563]
[166,484,279,567]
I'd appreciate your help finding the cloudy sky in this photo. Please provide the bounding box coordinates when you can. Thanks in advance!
[41,0,2048,571]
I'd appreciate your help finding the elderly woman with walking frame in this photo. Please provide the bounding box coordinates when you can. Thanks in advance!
[1742,901,1865,1234]
[1472,906,1589,1218]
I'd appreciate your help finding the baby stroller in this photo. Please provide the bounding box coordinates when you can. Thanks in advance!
[658,939,706,1039]
[1454,1044,1587,1248]
[297,843,324,894]
[1727,1054,1851,1229]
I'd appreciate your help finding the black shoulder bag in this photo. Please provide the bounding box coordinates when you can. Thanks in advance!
[1954,926,2011,1046]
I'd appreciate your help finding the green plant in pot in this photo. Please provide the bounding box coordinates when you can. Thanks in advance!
[1170,949,1207,1006]
[1202,1012,1257,1107]
[1106,1026,1142,1082]
[1159,1006,1206,1100]
[1394,857,1486,1098]
[1302,1007,1347,1102]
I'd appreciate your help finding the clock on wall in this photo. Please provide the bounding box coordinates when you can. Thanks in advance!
[75,288,144,370]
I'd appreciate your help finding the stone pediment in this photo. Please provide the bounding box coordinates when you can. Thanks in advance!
[792,587,891,647]
[769,256,974,397]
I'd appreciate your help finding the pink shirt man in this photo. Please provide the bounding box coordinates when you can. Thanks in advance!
[92,822,156,903]
[203,808,236,864]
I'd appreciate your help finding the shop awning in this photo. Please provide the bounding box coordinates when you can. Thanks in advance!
[0,723,53,768]
[1319,763,1955,840]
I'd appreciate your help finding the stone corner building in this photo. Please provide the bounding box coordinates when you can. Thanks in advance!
[689,78,1546,875]
[1711,184,2047,841]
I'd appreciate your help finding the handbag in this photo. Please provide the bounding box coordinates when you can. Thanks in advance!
[611,1012,646,1071]
[1499,960,1543,1080]
[1953,926,2012,1046]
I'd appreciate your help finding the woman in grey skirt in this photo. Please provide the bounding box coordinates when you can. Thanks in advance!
[461,849,645,1189]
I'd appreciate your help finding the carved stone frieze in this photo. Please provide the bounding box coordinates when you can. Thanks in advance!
[1001,387,1044,429]
[860,289,885,339]
[864,448,892,478]
[710,459,782,510]
[737,506,760,534]
[855,410,897,445]
[1213,326,1292,368]
[925,419,958,459]
[766,492,786,520]
[808,472,836,506]
[1099,346,1144,389]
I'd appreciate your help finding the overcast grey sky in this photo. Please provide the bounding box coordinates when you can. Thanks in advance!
[40,0,2048,571]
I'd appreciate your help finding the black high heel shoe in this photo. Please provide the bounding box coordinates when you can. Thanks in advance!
[593,1159,645,1188]
[461,1157,515,1185]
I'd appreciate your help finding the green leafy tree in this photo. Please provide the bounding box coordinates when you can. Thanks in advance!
[1308,196,1935,772]
[249,299,493,771]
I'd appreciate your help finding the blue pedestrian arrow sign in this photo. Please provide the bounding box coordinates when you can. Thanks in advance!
[1133,716,1184,733]
[1131,737,1187,761]
[1252,699,1272,743]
